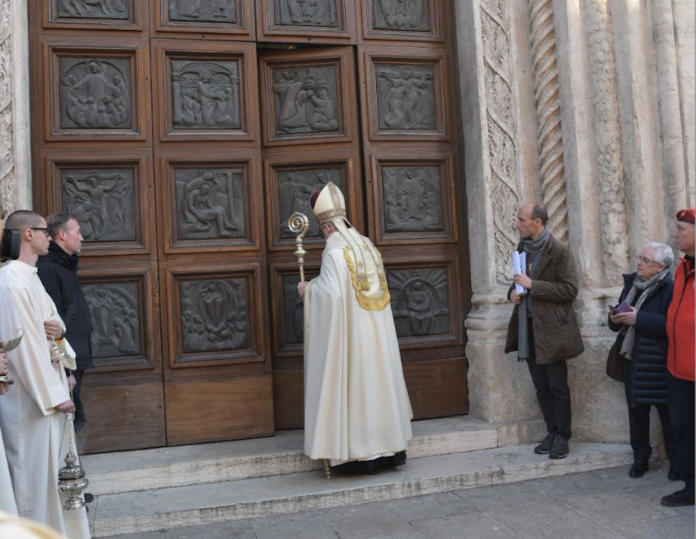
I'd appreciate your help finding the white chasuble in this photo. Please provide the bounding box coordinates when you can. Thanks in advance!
[0,261,90,538]
[304,233,413,464]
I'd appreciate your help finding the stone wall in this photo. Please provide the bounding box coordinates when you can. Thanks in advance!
[0,0,30,222]
[457,0,695,444]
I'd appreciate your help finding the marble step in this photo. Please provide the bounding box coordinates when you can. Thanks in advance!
[83,416,498,496]
[91,442,634,538]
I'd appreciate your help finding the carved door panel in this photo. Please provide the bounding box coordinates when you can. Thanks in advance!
[256,0,357,44]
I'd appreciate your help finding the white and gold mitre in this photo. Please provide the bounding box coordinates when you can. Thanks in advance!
[313,182,390,311]
[313,182,347,225]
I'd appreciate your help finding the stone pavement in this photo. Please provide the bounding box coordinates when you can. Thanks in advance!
[104,461,694,539]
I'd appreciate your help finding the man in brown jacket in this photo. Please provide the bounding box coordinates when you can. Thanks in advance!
[505,203,584,459]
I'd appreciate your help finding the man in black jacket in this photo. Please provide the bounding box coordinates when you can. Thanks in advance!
[38,212,94,431]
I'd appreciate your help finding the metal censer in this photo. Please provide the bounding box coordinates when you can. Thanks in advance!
[0,330,23,384]
[58,412,89,511]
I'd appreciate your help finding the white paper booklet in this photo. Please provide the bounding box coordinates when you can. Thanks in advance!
[513,251,527,295]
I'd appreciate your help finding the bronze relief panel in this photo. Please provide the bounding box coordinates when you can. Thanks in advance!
[383,166,443,234]
[271,66,339,137]
[84,282,142,363]
[179,278,251,357]
[281,271,318,347]
[278,167,340,240]
[171,60,241,130]
[372,0,431,32]
[376,64,436,131]
[388,268,451,339]
[61,168,136,243]
[56,0,130,20]
[169,0,239,23]
[273,0,340,28]
[59,58,132,130]
[174,167,246,242]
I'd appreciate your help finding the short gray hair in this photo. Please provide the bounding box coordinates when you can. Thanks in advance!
[46,212,78,239]
[643,241,674,267]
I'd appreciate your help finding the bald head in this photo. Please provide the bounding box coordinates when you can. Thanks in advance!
[515,203,547,240]
[5,210,45,232]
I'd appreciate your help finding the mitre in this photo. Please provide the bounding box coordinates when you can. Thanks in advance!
[312,182,346,225]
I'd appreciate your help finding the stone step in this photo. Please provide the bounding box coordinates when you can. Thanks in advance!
[83,417,498,496]
[90,442,634,538]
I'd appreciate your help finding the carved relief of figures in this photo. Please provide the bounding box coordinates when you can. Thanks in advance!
[383,166,443,233]
[61,169,135,242]
[84,283,140,358]
[278,168,340,239]
[376,65,436,131]
[59,59,132,129]
[282,272,318,345]
[272,68,338,135]
[171,61,240,130]
[175,168,245,241]
[180,278,250,354]
[388,268,450,338]
[57,0,128,19]
[274,0,338,27]
[373,0,430,32]
[169,0,238,24]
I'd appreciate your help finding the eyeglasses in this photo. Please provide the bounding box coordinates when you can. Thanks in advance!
[29,227,50,237]
[636,255,660,265]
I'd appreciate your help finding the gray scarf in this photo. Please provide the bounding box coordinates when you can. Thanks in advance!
[619,269,670,359]
[517,228,552,361]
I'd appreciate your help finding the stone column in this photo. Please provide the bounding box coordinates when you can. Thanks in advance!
[456,0,547,445]
[0,0,31,222]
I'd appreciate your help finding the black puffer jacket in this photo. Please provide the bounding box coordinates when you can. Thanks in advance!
[37,242,94,371]
[608,272,673,405]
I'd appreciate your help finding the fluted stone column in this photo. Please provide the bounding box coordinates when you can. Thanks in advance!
[0,0,31,222]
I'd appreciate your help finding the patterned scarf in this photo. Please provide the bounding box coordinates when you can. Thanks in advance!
[517,228,552,361]
[619,269,670,359]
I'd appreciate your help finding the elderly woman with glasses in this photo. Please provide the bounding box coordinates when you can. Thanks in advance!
[609,242,678,480]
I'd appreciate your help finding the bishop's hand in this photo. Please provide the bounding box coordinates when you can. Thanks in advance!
[298,281,308,298]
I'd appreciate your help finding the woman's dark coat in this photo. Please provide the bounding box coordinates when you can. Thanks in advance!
[37,242,94,371]
[608,272,674,406]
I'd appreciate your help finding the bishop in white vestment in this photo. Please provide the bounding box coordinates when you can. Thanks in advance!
[0,211,90,538]
[299,183,413,473]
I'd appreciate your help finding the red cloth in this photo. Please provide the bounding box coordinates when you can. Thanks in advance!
[667,257,695,381]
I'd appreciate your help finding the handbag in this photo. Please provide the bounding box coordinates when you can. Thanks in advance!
[606,338,625,382]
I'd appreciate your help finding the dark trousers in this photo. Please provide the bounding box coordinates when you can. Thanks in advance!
[73,369,86,431]
[667,373,695,494]
[526,320,571,439]
[622,357,677,465]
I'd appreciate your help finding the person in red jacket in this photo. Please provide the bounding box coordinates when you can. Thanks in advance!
[661,208,695,507]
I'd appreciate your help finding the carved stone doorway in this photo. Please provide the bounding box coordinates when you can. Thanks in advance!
[29,0,470,453]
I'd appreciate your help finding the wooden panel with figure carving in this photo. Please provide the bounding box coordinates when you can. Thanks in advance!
[359,46,451,142]
[256,0,356,44]
[41,149,154,256]
[151,40,259,144]
[160,260,269,370]
[259,47,357,147]
[38,36,151,142]
[77,261,162,371]
[43,0,146,32]
[155,148,262,254]
[264,148,361,252]
[357,0,445,43]
[153,0,255,39]
[366,148,457,246]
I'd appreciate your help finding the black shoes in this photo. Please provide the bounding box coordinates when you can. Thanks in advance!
[668,466,680,481]
[660,488,695,507]
[628,461,649,478]
[549,435,569,460]
[534,433,555,455]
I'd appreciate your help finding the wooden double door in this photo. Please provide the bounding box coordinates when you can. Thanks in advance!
[29,0,470,453]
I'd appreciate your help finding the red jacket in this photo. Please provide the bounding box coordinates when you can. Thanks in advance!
[666,257,695,381]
